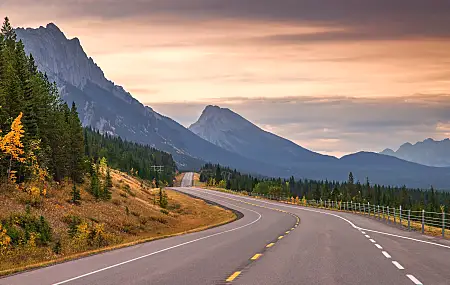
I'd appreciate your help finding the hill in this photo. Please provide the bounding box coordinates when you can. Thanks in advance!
[0,170,235,275]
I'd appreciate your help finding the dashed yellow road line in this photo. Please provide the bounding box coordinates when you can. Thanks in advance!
[250,253,263,260]
[285,231,290,234]
[226,271,242,282]
[291,228,294,230]
[278,235,284,240]
[266,243,275,248]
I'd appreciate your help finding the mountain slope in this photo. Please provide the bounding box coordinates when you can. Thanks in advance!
[15,24,287,176]
[189,105,337,166]
[190,106,450,189]
[380,138,450,167]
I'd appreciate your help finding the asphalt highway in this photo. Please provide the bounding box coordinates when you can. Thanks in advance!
[2,173,449,285]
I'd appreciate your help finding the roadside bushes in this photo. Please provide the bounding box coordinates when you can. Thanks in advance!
[65,215,109,248]
[0,211,52,250]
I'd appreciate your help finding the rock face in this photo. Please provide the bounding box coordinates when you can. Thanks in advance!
[380,138,450,167]
[15,23,450,188]
[15,24,278,173]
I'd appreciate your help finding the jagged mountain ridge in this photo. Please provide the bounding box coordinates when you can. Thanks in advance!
[190,105,450,189]
[15,24,288,176]
[380,138,450,167]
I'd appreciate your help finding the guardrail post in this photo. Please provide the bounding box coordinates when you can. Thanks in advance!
[368,202,370,216]
[408,210,411,230]
[378,205,380,219]
[393,208,396,224]
[387,206,390,223]
[382,206,385,221]
[442,212,445,238]
[351,201,353,212]
[422,210,425,233]
[399,206,402,227]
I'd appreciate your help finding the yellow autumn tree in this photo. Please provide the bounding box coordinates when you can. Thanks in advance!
[0,112,26,182]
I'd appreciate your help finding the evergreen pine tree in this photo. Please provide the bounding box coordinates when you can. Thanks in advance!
[71,183,81,204]
[102,167,112,200]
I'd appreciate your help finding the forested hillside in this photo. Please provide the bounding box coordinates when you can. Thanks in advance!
[84,128,176,185]
[0,17,175,187]
[0,17,181,271]
[200,163,450,213]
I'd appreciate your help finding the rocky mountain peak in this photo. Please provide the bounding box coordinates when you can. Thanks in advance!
[192,105,254,132]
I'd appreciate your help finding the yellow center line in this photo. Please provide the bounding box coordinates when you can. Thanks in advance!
[278,235,284,240]
[250,253,263,260]
[226,271,242,282]
[266,243,275,248]
[291,228,294,230]
[285,231,290,234]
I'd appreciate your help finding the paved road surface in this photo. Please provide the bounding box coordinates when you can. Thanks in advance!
[2,172,449,285]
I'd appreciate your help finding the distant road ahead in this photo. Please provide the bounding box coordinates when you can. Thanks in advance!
[2,173,450,285]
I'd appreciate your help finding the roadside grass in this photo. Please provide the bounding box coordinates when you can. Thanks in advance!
[0,170,236,276]
[193,173,205,187]
[173,173,185,187]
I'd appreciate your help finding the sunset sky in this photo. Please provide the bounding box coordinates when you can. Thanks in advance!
[2,0,450,157]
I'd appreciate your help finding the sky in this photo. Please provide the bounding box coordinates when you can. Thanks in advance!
[2,0,450,157]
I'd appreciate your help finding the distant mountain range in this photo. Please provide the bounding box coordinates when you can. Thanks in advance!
[190,106,450,189]
[381,138,450,167]
[15,23,450,189]
[15,23,287,177]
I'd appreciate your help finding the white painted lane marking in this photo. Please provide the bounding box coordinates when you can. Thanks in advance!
[53,200,263,285]
[365,235,371,238]
[407,274,423,285]
[361,231,366,234]
[369,239,376,243]
[392,261,404,270]
[382,251,392,258]
[194,188,450,250]
[358,227,450,250]
[375,244,383,249]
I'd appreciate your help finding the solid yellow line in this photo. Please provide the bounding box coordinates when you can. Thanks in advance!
[266,243,275,248]
[250,253,262,260]
[278,235,284,240]
[226,271,242,282]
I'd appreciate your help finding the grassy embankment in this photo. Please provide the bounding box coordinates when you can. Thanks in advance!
[0,170,236,276]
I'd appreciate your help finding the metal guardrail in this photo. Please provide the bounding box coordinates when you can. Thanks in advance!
[246,192,449,238]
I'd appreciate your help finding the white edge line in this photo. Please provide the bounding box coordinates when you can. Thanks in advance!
[52,199,262,285]
[197,187,450,250]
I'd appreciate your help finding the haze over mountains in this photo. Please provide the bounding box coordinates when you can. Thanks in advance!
[381,138,450,167]
[15,23,282,174]
[15,23,450,189]
[190,106,450,188]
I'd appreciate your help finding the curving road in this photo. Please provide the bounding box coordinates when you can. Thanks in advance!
[1,173,450,285]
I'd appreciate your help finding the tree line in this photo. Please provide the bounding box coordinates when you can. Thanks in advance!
[200,163,450,213]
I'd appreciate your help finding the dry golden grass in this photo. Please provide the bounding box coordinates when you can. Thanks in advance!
[193,173,205,187]
[0,170,236,276]
[173,173,185,187]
